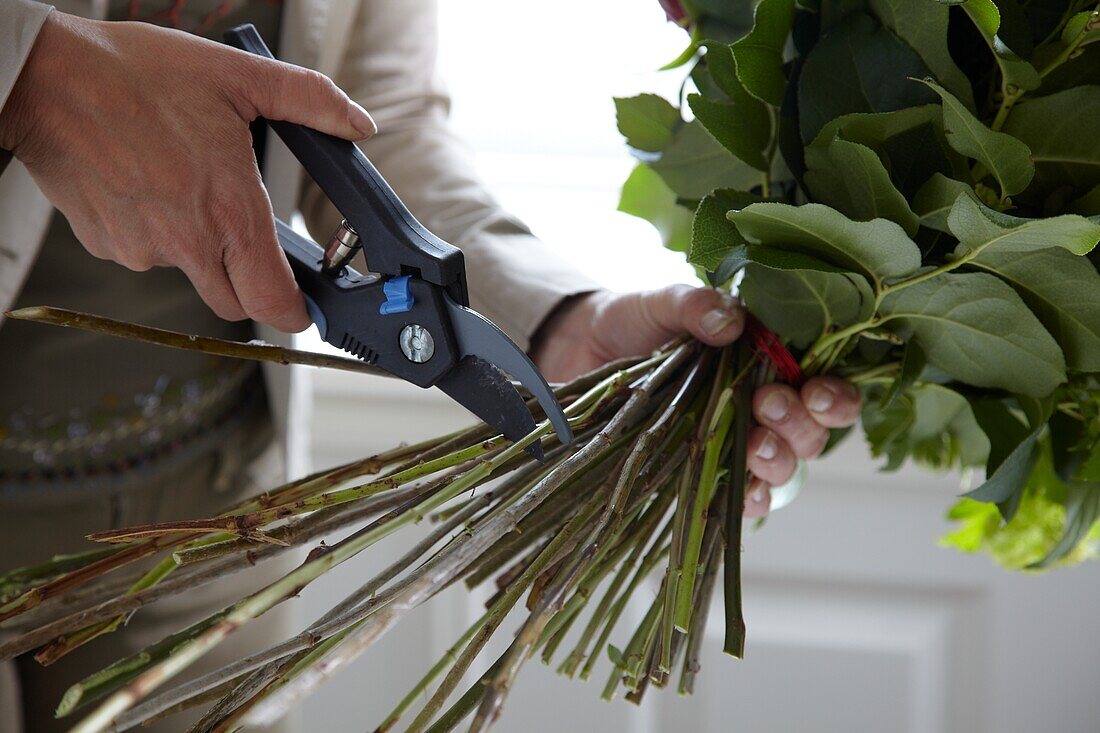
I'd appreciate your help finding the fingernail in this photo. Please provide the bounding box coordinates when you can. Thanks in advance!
[750,486,768,503]
[760,392,789,422]
[807,384,836,414]
[701,309,737,338]
[349,102,377,138]
[755,432,778,460]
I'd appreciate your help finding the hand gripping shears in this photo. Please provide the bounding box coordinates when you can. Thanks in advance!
[224,24,572,460]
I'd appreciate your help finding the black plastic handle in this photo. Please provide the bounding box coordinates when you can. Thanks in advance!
[224,24,469,305]
[274,219,458,388]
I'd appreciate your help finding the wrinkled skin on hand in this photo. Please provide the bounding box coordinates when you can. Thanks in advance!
[531,286,863,518]
[0,12,377,332]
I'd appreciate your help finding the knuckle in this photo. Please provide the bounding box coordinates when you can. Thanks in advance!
[118,249,155,271]
[795,425,829,458]
[753,383,794,423]
[267,65,344,116]
[770,461,797,486]
[239,58,304,121]
[662,283,696,302]
[242,294,292,324]
[79,237,111,261]
[210,300,248,322]
[837,381,864,416]
[660,284,708,322]
[300,68,341,104]
[747,427,793,483]
[227,59,271,120]
[680,285,718,311]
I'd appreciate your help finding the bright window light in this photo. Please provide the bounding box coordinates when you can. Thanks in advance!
[435,1,697,291]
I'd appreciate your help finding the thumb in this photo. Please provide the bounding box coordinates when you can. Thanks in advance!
[233,55,377,140]
[636,285,745,347]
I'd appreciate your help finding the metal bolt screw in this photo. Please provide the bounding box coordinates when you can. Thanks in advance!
[399,325,435,363]
[322,219,362,274]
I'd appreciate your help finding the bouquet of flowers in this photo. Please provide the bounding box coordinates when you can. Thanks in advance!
[626,0,1100,569]
[1,1,1098,730]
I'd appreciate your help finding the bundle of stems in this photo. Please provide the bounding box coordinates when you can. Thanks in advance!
[0,306,775,733]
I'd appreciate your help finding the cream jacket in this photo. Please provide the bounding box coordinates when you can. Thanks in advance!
[0,0,598,477]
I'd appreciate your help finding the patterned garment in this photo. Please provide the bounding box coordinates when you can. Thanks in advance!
[0,2,282,486]
[112,0,282,39]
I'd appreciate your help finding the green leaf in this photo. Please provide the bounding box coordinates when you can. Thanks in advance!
[650,119,762,198]
[941,498,1000,553]
[991,0,1035,57]
[1039,47,1100,95]
[1003,86,1100,197]
[913,174,973,232]
[1069,184,1100,216]
[1062,11,1100,48]
[1029,479,1100,569]
[909,384,990,468]
[728,202,922,286]
[700,41,747,100]
[740,263,872,347]
[614,94,682,153]
[804,137,919,235]
[729,0,796,106]
[880,122,965,198]
[1076,436,1100,484]
[944,439,1100,569]
[797,13,938,142]
[866,0,976,110]
[709,245,749,286]
[862,391,916,470]
[810,105,963,195]
[687,93,771,171]
[880,341,925,409]
[947,192,1100,257]
[690,0,758,31]
[745,245,864,275]
[954,0,1041,92]
[862,382,989,471]
[689,189,760,270]
[964,398,1041,519]
[812,105,942,150]
[879,272,1067,396]
[703,241,846,294]
[970,248,1100,373]
[618,164,694,254]
[918,78,1034,199]
[1022,0,1070,46]
[691,42,774,172]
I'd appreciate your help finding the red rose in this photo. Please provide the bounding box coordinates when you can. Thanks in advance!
[659,0,688,24]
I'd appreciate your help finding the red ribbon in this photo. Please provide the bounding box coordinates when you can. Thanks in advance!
[745,317,804,388]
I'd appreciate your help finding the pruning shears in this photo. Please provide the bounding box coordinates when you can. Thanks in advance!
[224,24,572,460]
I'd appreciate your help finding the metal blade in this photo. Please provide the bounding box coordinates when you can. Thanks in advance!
[442,296,574,447]
[437,356,544,461]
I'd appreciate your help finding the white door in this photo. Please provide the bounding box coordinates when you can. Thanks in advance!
[300,374,1100,733]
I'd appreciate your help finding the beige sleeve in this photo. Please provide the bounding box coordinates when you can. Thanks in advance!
[0,0,53,172]
[298,0,600,350]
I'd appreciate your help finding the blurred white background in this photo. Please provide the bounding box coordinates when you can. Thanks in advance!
[294,2,1100,732]
[436,0,694,292]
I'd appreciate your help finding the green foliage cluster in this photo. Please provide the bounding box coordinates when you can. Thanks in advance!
[619,0,1100,569]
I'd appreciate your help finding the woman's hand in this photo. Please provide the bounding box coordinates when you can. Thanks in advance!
[530,286,862,517]
[0,12,376,332]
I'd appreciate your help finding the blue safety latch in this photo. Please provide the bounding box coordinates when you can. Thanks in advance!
[379,275,415,315]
